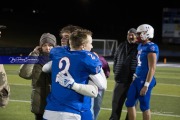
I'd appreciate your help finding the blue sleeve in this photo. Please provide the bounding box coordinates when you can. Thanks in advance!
[147,43,159,61]
[147,44,159,54]
[83,52,102,75]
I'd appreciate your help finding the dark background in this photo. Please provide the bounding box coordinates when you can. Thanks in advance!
[0,0,180,61]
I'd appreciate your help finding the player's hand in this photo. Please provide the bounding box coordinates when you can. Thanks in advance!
[33,46,41,54]
[132,73,137,81]
[56,71,75,89]
[140,86,148,96]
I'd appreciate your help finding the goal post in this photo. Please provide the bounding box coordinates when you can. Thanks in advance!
[92,39,118,56]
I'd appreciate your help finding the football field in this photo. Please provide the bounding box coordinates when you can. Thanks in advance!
[0,63,180,120]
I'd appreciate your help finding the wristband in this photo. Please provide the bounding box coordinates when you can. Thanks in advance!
[71,83,80,91]
[144,82,150,87]
[67,82,75,89]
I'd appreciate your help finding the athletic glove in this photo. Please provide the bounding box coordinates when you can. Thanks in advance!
[56,71,74,89]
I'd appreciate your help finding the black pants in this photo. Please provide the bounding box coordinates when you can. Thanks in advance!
[109,83,130,120]
[35,113,43,120]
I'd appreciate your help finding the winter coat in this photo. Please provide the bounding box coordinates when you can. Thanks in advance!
[19,51,51,114]
[113,41,138,84]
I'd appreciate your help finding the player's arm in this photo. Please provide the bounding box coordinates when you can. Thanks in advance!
[56,71,98,97]
[146,52,157,84]
[140,52,156,96]
[43,61,101,97]
[72,80,98,97]
[19,51,39,79]
[89,68,107,90]
[42,61,98,97]
[88,53,107,90]
[42,61,52,73]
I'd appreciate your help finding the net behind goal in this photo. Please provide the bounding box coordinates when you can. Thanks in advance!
[92,39,118,56]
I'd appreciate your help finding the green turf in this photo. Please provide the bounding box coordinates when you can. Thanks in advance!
[0,64,180,120]
[0,102,33,120]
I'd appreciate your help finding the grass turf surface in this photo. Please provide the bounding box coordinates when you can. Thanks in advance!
[0,64,180,120]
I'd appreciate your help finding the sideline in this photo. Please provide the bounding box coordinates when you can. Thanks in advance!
[156,63,180,67]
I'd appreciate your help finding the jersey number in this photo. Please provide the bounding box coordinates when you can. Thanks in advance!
[59,57,70,74]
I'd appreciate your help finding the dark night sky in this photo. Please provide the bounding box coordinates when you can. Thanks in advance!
[0,0,180,47]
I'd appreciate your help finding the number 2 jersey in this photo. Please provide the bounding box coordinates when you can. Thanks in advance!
[45,46,102,115]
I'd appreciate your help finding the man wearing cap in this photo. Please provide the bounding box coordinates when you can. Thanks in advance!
[19,33,56,120]
[109,28,138,120]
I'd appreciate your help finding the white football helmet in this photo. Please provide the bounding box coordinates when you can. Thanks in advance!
[136,24,154,41]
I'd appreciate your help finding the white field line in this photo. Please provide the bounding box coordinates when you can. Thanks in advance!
[108,62,180,67]
[9,83,31,86]
[152,93,180,98]
[8,63,180,118]
[9,80,180,86]
[105,89,180,98]
[156,83,180,87]
[10,83,180,98]
[9,99,180,118]
[107,81,180,87]
[106,82,180,98]
[107,80,180,85]
[10,99,30,103]
[101,108,180,118]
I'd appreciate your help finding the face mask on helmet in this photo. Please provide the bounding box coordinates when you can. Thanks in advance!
[136,24,154,41]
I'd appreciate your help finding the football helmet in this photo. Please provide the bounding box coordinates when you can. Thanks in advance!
[137,24,154,41]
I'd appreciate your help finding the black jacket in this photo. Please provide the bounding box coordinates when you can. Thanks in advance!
[113,41,138,84]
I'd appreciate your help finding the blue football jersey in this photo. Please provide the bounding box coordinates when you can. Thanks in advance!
[45,46,102,114]
[135,42,159,78]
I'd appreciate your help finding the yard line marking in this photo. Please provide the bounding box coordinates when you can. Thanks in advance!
[9,99,180,118]
[10,82,180,87]
[108,62,180,67]
[10,82,180,88]
[105,90,180,98]
[157,83,180,86]
[9,84,180,97]
[9,83,31,86]
[107,80,180,85]
[101,108,180,118]
[107,81,180,87]
[152,93,180,98]
[10,99,30,103]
